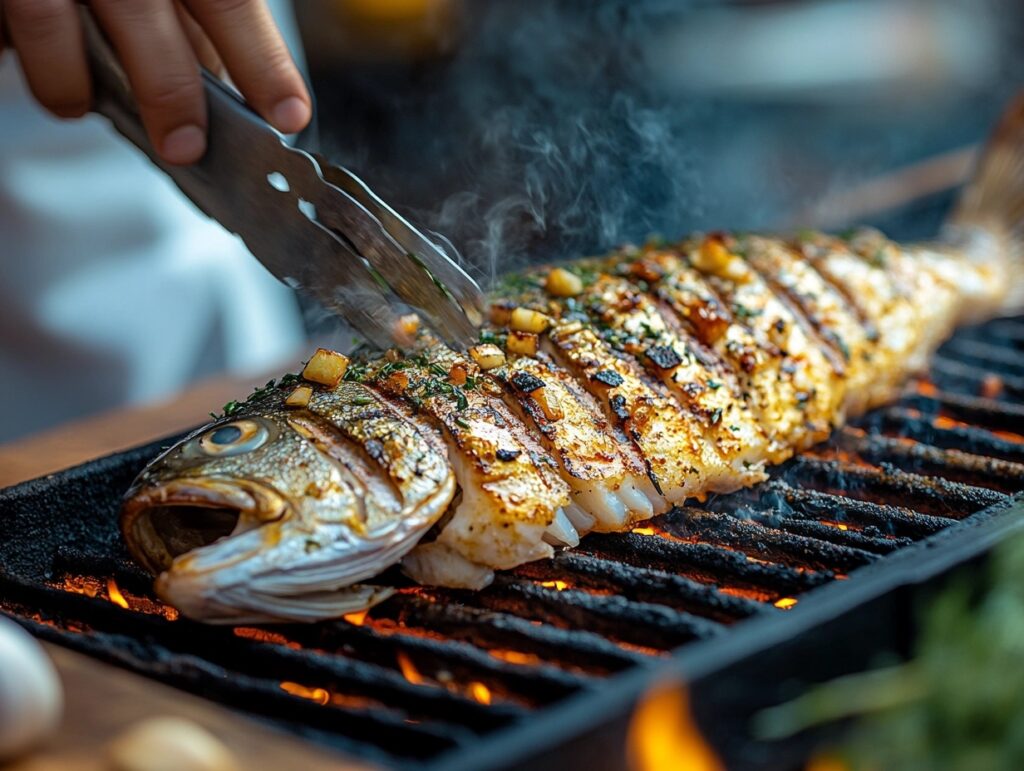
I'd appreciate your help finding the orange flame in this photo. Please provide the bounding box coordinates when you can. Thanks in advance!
[344,610,369,626]
[540,580,568,591]
[397,652,427,685]
[280,681,330,705]
[106,578,129,609]
[468,681,492,705]
[773,597,799,610]
[627,683,723,771]
[632,527,656,536]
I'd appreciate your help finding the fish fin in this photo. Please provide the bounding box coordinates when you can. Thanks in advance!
[946,91,1024,314]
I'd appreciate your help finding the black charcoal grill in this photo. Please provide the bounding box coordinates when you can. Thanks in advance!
[3,317,1024,770]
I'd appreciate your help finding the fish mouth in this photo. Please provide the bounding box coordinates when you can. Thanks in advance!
[121,478,289,575]
[122,478,400,624]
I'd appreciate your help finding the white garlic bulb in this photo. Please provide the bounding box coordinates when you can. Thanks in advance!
[0,616,63,760]
[108,717,240,771]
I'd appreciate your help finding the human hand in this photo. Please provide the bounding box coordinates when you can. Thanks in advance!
[0,1,312,165]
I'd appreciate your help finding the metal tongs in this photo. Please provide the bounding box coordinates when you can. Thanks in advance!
[79,8,484,351]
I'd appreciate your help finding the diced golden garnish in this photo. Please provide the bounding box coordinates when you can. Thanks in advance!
[532,387,564,421]
[385,371,410,392]
[489,302,514,326]
[545,267,583,297]
[510,307,552,334]
[506,331,538,356]
[302,348,350,387]
[284,385,313,408]
[468,344,506,370]
[694,236,751,283]
[448,362,468,386]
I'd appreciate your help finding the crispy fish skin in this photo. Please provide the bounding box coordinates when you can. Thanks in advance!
[366,347,571,580]
[641,246,831,460]
[122,95,1024,621]
[571,270,769,489]
[487,351,657,533]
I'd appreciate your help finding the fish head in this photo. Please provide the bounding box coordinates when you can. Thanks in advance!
[121,400,454,624]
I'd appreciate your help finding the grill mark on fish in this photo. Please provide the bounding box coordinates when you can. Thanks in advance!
[564,272,768,487]
[737,244,848,378]
[699,250,840,448]
[358,347,571,572]
[285,414,389,527]
[303,382,451,508]
[544,318,723,503]
[488,354,626,483]
[743,237,871,378]
[790,235,878,333]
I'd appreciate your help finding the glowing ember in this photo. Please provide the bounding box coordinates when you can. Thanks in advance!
[343,610,368,626]
[468,681,492,705]
[280,681,330,705]
[233,627,300,649]
[62,575,101,597]
[981,373,1004,399]
[632,527,656,536]
[106,578,129,609]
[774,597,799,610]
[539,580,568,591]
[837,524,849,531]
[915,380,937,397]
[489,649,543,666]
[397,652,427,685]
[627,683,723,771]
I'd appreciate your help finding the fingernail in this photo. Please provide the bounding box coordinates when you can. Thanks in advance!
[161,125,206,165]
[272,97,311,134]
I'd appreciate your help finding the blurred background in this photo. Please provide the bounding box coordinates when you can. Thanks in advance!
[2,0,1023,443]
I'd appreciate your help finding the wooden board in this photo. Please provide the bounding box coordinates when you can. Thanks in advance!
[9,644,372,771]
[0,372,276,488]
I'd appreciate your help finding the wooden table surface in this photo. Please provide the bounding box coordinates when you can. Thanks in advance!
[2,373,371,770]
[0,371,272,488]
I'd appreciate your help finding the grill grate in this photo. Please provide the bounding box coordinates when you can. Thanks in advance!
[2,317,1024,767]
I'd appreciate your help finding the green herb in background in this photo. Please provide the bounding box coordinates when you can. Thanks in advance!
[754,530,1024,770]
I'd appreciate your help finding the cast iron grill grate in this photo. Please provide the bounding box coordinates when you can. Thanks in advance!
[2,317,1024,767]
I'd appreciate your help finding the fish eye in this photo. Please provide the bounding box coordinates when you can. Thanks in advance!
[197,419,269,457]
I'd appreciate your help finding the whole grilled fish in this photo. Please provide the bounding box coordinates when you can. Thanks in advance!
[122,95,1024,624]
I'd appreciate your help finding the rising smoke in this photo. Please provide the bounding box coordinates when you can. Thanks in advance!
[318,1,709,283]
[314,0,1020,290]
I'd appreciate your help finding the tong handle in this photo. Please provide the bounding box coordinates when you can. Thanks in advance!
[81,7,256,199]
[80,6,482,351]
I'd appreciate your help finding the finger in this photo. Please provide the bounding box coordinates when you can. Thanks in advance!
[5,0,90,118]
[182,0,310,133]
[92,0,206,165]
[174,2,225,78]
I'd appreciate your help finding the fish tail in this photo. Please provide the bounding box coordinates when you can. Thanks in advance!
[946,90,1024,314]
